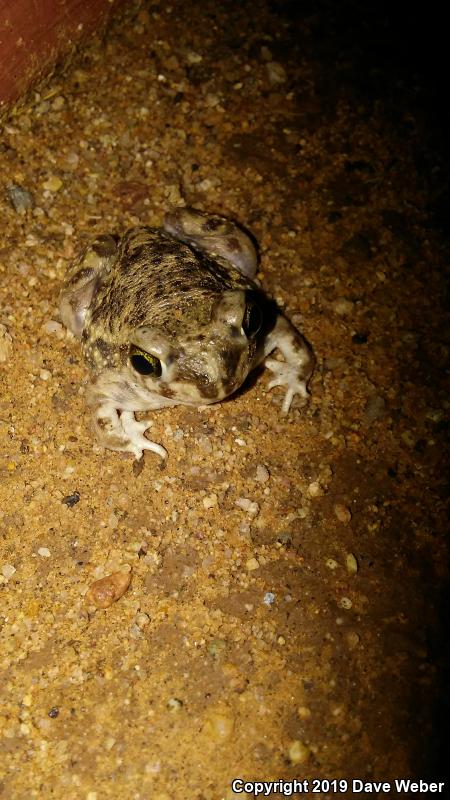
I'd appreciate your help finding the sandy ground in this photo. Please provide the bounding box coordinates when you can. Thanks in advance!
[0,2,448,798]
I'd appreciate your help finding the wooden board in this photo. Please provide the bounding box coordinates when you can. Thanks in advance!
[0,0,123,113]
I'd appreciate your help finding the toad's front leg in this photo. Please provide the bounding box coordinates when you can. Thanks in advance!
[262,314,315,414]
[90,401,167,461]
[85,375,169,461]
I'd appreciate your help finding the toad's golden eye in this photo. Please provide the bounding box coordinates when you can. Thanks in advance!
[129,345,162,377]
[243,302,262,338]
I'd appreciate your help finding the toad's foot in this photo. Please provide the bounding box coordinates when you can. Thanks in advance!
[265,358,309,415]
[92,404,167,461]
[120,412,168,461]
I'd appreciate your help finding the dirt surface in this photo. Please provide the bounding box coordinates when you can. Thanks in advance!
[1,2,448,798]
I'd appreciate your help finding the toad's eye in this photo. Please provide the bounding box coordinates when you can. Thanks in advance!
[243,302,262,338]
[129,345,162,377]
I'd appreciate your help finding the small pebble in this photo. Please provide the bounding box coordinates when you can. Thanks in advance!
[105,736,116,750]
[339,596,353,610]
[186,51,203,64]
[52,95,66,110]
[297,706,312,720]
[307,481,322,498]
[43,320,64,337]
[0,324,13,363]
[42,175,63,192]
[37,547,51,558]
[167,698,183,712]
[39,369,52,381]
[363,393,386,423]
[6,183,35,213]
[332,297,354,316]
[346,553,358,574]
[346,631,360,649]
[266,61,287,85]
[255,464,270,483]
[86,570,132,609]
[235,498,260,516]
[1,564,16,579]
[64,152,79,169]
[48,707,59,718]
[326,558,339,570]
[334,503,352,523]
[246,557,260,571]
[263,591,275,606]
[202,493,218,509]
[135,612,150,629]
[288,739,311,765]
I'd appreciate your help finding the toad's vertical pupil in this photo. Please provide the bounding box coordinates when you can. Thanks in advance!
[243,303,262,338]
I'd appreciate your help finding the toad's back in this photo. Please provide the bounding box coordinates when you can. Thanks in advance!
[87,226,252,341]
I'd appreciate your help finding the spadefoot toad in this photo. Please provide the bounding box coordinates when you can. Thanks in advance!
[59,207,314,460]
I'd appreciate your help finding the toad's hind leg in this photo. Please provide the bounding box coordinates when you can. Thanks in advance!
[59,234,119,337]
[163,207,258,279]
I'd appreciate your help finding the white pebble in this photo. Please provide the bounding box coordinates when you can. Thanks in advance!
[43,320,64,337]
[288,739,311,765]
[1,564,16,579]
[37,547,51,558]
[203,493,218,509]
[39,369,52,381]
[235,498,260,516]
